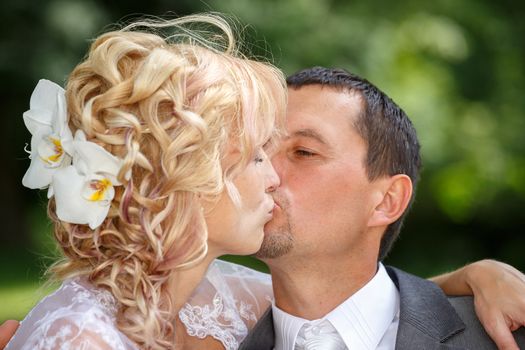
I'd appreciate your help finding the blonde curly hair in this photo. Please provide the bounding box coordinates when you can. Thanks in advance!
[47,14,286,348]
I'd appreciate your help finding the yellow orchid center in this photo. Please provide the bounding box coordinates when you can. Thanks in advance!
[88,178,112,202]
[46,137,63,163]
[38,136,65,166]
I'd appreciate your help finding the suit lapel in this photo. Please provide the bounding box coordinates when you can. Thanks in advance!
[386,266,467,350]
[238,306,275,350]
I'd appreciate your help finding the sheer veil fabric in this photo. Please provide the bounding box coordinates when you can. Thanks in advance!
[5,260,273,350]
[4,278,137,350]
[180,260,273,349]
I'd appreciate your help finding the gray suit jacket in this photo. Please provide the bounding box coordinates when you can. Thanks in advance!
[239,266,525,349]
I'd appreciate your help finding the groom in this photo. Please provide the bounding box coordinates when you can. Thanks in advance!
[1,67,524,349]
[240,67,525,349]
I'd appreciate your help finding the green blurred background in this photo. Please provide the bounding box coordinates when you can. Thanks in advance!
[1,0,524,321]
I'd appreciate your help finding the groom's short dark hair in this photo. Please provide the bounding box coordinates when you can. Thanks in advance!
[286,66,421,261]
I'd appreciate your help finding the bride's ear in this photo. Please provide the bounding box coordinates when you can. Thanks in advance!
[368,174,412,228]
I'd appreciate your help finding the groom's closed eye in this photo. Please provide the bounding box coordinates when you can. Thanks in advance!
[293,148,317,158]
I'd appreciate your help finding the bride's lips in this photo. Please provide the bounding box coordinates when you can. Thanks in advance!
[263,200,276,220]
[266,201,276,214]
[272,199,281,211]
[265,203,280,222]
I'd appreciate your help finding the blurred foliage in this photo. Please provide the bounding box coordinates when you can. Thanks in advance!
[1,0,524,319]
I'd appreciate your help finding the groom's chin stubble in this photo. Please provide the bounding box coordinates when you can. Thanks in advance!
[255,228,294,259]
[258,193,295,259]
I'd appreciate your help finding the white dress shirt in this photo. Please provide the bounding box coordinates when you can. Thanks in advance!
[272,263,400,350]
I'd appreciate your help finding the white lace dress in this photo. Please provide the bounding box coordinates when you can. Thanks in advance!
[5,259,273,350]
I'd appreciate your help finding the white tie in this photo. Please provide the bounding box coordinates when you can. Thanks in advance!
[294,319,347,350]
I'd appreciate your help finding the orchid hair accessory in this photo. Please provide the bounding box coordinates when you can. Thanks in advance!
[22,79,125,229]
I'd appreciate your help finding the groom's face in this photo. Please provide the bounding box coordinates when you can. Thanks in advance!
[257,85,380,261]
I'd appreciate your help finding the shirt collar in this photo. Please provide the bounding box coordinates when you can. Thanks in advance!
[272,263,399,350]
[272,301,307,350]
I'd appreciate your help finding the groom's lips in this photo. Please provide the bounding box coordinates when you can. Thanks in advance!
[270,193,286,216]
[270,203,283,220]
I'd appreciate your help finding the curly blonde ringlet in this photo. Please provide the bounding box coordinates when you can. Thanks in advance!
[46,13,286,349]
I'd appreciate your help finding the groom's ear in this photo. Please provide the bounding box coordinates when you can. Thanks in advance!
[368,174,412,228]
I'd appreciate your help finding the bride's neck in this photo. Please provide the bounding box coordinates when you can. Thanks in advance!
[167,251,218,313]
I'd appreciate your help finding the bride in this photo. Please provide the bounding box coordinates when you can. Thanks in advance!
[7,14,285,349]
[4,12,525,350]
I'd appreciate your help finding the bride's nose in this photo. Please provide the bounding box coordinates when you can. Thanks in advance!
[265,161,280,193]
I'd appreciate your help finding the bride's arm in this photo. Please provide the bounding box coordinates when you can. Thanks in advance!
[0,321,18,349]
[431,259,525,350]
[179,259,525,350]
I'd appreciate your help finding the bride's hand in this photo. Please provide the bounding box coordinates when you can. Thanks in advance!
[432,259,525,350]
[0,320,18,349]
[466,260,525,350]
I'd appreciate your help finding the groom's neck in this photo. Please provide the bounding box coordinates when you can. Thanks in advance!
[266,251,378,320]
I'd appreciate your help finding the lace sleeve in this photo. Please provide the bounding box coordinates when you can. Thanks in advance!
[21,317,118,350]
[179,259,274,350]
[5,279,138,350]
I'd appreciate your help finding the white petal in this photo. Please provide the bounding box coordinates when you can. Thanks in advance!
[22,129,72,189]
[87,206,110,230]
[74,130,87,142]
[52,166,110,229]
[22,156,56,189]
[51,86,68,133]
[61,138,74,157]
[47,185,54,199]
[23,80,65,132]
[72,131,122,184]
[29,80,65,115]
[59,124,73,151]
[23,109,53,135]
[52,91,73,148]
[72,156,89,177]
[28,128,53,156]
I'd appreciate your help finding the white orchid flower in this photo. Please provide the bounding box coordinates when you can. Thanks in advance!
[52,130,124,230]
[22,79,73,192]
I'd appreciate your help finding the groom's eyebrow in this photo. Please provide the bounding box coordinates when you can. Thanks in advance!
[290,129,329,146]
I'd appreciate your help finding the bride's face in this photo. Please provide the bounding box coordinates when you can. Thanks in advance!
[204,147,279,256]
